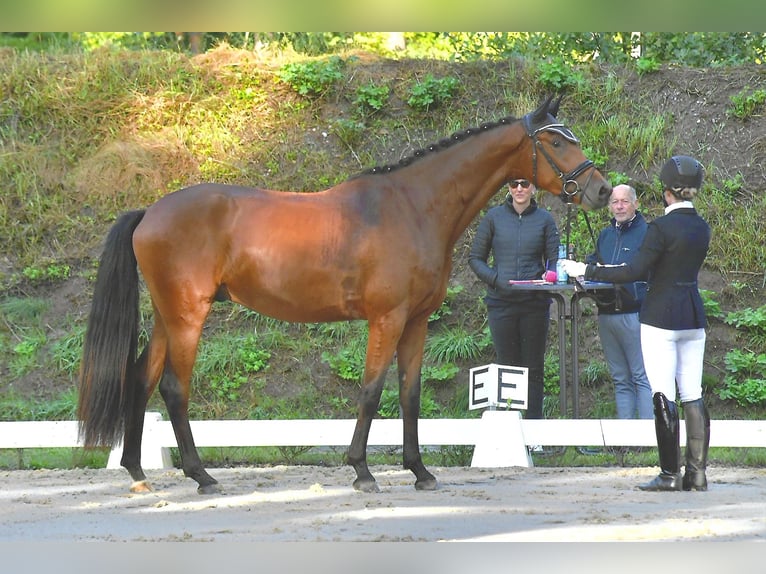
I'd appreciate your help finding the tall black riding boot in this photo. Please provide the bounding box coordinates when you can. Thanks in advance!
[682,398,710,491]
[638,392,681,491]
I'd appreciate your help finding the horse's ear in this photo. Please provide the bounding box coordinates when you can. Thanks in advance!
[532,94,555,123]
[550,94,564,118]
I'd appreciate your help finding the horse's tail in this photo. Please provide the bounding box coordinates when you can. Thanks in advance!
[77,209,146,448]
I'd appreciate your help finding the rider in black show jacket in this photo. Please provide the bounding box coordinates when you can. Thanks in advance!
[563,155,712,493]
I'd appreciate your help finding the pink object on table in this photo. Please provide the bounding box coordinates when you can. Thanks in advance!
[543,270,557,283]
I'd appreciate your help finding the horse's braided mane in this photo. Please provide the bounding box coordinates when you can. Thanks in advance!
[353,115,519,178]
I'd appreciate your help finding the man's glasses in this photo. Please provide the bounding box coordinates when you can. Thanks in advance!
[509,179,531,189]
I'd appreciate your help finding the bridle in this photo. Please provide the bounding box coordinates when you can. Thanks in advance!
[522,112,603,267]
[523,113,596,204]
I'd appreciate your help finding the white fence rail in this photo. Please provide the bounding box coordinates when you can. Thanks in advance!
[1,412,764,470]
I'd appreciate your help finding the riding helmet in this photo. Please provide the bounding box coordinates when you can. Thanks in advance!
[660,155,703,190]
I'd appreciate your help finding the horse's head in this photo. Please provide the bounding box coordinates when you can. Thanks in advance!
[521,95,612,210]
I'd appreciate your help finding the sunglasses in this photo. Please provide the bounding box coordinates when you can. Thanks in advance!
[509,179,531,189]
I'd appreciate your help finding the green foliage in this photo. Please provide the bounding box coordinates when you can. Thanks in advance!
[717,305,766,408]
[194,334,270,402]
[639,32,766,67]
[406,74,459,112]
[426,324,490,363]
[0,297,48,324]
[429,285,464,322]
[718,349,766,407]
[581,145,608,168]
[600,113,669,170]
[5,32,766,68]
[579,360,611,387]
[0,388,78,420]
[709,173,746,202]
[422,362,460,383]
[320,322,368,382]
[22,263,71,284]
[607,171,630,186]
[50,324,86,377]
[8,332,46,377]
[535,58,585,92]
[377,385,440,419]
[354,82,390,115]
[727,88,766,120]
[635,57,660,75]
[699,290,724,321]
[686,188,766,275]
[278,56,345,98]
[0,297,50,380]
[543,351,560,396]
[332,117,366,147]
[724,305,766,348]
[322,345,365,382]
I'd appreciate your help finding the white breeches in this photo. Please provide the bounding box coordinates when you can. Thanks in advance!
[640,324,706,403]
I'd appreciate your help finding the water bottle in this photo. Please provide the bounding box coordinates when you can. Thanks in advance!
[555,244,568,284]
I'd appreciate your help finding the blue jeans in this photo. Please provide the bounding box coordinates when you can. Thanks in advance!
[598,312,653,419]
[487,304,549,419]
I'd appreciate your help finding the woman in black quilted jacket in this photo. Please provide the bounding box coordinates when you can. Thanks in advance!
[469,178,560,421]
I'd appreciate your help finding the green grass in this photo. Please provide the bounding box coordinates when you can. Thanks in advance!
[0,447,109,470]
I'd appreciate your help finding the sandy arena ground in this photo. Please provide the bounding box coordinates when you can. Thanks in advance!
[1,464,764,542]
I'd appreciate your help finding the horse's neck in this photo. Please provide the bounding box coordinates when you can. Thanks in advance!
[396,123,526,245]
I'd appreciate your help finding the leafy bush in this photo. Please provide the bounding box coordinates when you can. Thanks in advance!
[354,81,390,115]
[535,57,585,92]
[194,334,270,402]
[422,362,460,383]
[406,74,459,111]
[718,349,766,407]
[22,263,71,284]
[725,305,766,348]
[727,88,766,120]
[278,56,345,97]
[635,56,660,75]
[322,345,365,382]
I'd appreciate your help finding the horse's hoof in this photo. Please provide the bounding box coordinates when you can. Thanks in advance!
[353,478,380,493]
[415,477,439,491]
[129,480,153,493]
[197,482,222,495]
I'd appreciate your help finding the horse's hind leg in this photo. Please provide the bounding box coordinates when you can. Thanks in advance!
[120,324,168,492]
[160,316,220,494]
[397,316,437,490]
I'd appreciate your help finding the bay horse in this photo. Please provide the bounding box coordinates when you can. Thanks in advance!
[77,95,611,494]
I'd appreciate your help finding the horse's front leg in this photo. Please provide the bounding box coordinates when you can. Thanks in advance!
[347,374,387,492]
[347,317,401,492]
[397,316,437,490]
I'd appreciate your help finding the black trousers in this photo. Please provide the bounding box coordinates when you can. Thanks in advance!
[487,304,550,419]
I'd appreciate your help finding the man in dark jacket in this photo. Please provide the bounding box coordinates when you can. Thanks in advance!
[586,184,652,420]
[469,178,560,420]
